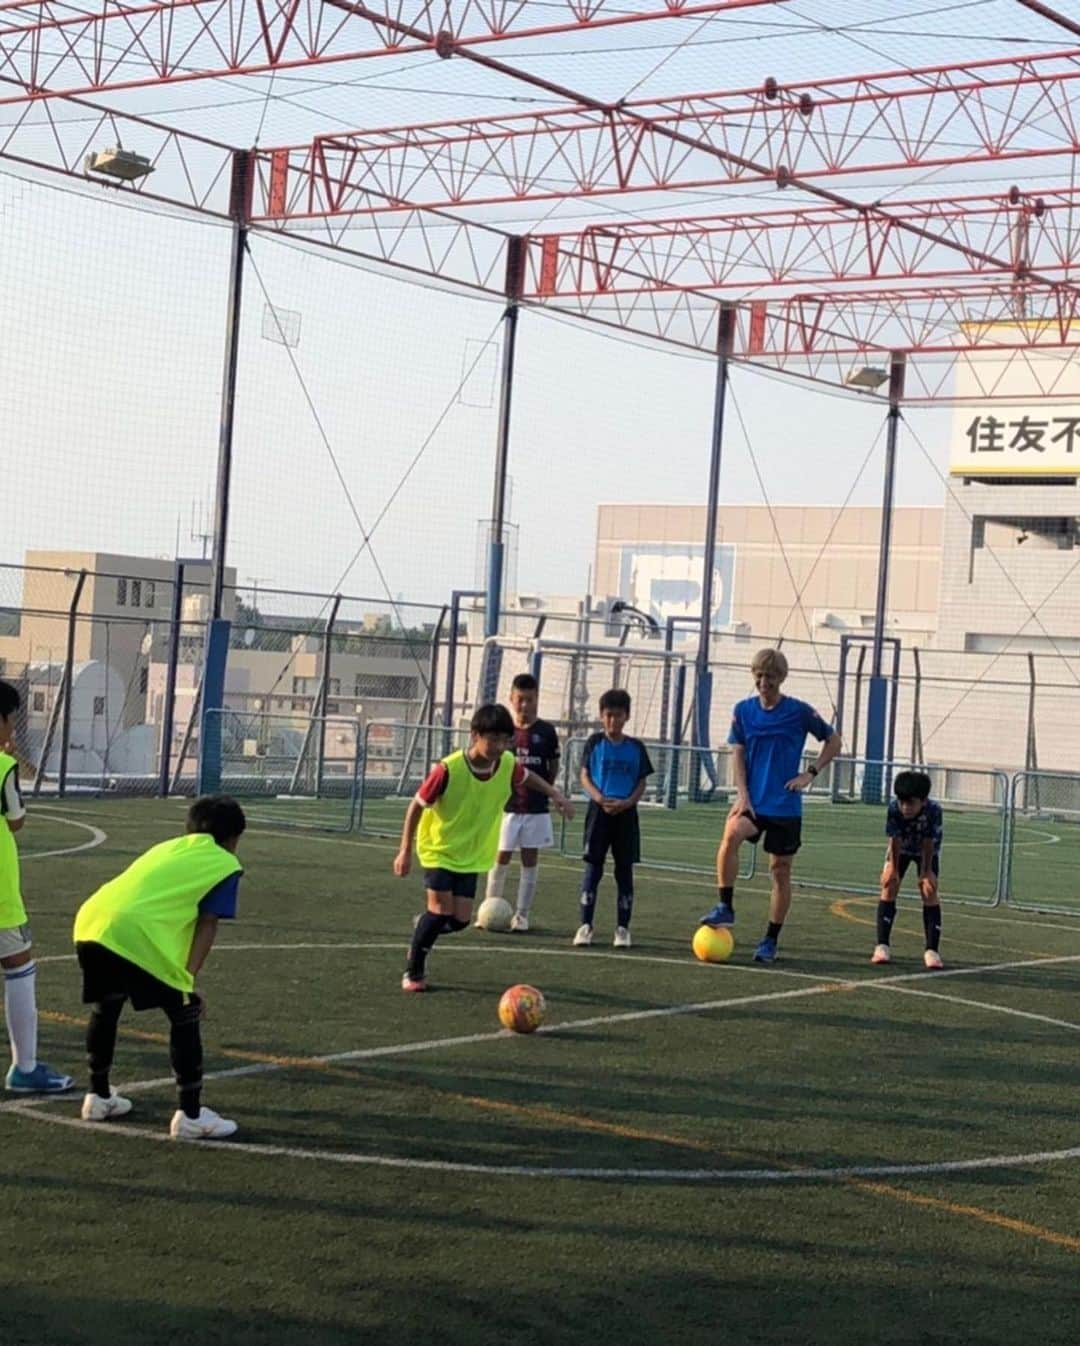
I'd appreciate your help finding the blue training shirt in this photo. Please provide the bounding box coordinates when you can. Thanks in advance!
[728,695,834,819]
[198,873,240,919]
[581,733,654,801]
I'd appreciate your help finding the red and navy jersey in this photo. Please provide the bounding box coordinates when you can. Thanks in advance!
[505,719,560,815]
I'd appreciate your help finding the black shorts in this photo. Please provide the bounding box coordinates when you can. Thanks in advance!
[76,941,188,1012]
[897,853,941,881]
[583,801,641,867]
[743,812,802,856]
[422,868,480,898]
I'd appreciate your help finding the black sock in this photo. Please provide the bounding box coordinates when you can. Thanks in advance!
[616,892,634,928]
[923,904,942,952]
[766,921,783,941]
[407,911,446,978]
[179,1085,202,1120]
[718,886,734,908]
[876,901,897,946]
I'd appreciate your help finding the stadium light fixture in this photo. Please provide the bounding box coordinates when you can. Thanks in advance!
[84,147,155,181]
[845,365,889,390]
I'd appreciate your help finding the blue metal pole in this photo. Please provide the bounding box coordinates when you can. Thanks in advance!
[485,237,524,640]
[864,352,905,803]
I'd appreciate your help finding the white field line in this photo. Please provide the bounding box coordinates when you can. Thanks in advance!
[21,812,107,861]
[10,1103,1080,1184]
[866,982,1080,1034]
[8,951,1080,1116]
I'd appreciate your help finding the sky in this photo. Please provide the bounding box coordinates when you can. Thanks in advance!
[0,0,1063,615]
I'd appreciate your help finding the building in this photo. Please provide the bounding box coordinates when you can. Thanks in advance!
[594,503,943,645]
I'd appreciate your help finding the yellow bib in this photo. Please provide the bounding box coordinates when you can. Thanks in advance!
[0,753,26,928]
[417,750,516,873]
[74,833,241,991]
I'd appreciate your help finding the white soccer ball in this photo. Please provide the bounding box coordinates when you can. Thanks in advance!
[474,896,513,932]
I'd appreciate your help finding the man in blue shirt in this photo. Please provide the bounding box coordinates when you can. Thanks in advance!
[576,689,654,950]
[872,770,944,970]
[700,648,841,963]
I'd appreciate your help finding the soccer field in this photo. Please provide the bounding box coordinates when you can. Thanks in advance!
[5,798,1080,1346]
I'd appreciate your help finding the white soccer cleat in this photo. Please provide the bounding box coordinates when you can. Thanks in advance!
[923,948,944,971]
[169,1106,238,1141]
[572,923,593,947]
[81,1090,133,1121]
[510,912,530,933]
[613,926,632,949]
[871,943,892,965]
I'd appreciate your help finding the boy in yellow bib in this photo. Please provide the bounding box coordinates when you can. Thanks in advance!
[0,679,74,1094]
[73,795,246,1139]
[394,704,573,991]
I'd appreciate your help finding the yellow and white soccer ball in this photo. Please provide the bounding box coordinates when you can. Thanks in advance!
[474,896,513,932]
[498,983,547,1034]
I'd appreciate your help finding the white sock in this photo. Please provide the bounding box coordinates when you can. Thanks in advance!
[517,866,539,915]
[486,863,510,900]
[4,962,38,1073]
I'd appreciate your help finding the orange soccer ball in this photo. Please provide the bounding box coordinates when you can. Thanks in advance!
[498,983,547,1034]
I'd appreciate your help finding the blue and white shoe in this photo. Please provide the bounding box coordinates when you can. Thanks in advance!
[699,902,735,928]
[753,936,778,964]
[5,1062,76,1094]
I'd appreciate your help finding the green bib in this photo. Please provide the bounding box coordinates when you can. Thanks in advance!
[74,833,242,991]
[0,753,27,929]
[417,750,516,874]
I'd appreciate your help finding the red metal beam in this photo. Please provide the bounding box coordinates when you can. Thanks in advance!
[520,188,1080,297]
[0,0,789,105]
[253,48,1080,222]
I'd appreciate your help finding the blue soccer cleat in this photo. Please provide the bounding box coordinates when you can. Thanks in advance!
[699,902,735,928]
[753,935,779,964]
[5,1062,76,1094]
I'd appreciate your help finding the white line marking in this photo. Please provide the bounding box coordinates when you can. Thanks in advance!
[9,952,1080,1118]
[867,983,1080,1035]
[21,812,107,861]
[13,1107,1080,1185]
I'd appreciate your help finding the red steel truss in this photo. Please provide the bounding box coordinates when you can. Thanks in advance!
[519,188,1080,298]
[255,49,1080,220]
[0,0,786,104]
[1,0,1079,401]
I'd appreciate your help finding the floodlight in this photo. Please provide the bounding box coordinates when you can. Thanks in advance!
[845,366,889,390]
[84,147,155,181]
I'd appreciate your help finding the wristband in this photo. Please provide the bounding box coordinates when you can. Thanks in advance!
[807,765,819,777]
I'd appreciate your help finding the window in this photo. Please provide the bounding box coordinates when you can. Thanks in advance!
[139,667,149,694]
[32,691,45,712]
[145,581,156,609]
[93,696,105,716]
[116,578,127,607]
[973,515,1077,551]
[131,579,142,607]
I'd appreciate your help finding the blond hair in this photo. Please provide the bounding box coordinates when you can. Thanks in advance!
[751,647,789,680]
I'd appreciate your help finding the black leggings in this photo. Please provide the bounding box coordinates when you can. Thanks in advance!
[87,994,203,1110]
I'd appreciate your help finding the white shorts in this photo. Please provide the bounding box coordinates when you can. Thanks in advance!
[0,924,32,960]
[498,813,555,853]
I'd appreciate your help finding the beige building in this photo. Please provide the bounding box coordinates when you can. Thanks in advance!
[594,504,943,645]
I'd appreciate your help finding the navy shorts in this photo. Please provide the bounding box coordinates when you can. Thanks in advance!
[582,802,641,867]
[897,853,941,881]
[422,868,480,898]
[742,812,802,856]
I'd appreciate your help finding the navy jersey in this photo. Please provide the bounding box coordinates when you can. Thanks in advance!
[505,719,561,815]
[728,695,834,819]
[581,733,654,802]
[886,798,943,856]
